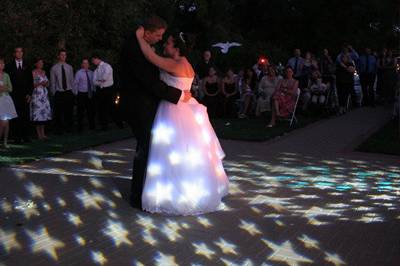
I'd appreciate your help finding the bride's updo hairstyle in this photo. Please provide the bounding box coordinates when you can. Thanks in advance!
[170,32,195,57]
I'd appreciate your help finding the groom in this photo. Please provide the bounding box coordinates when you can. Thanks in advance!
[119,15,192,209]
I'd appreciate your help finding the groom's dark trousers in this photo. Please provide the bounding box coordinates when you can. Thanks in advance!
[119,32,182,208]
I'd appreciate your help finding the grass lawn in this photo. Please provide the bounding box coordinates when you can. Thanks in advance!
[212,113,321,142]
[0,112,322,167]
[357,119,400,156]
[0,127,132,167]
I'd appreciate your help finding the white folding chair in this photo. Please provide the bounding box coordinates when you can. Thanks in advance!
[289,88,301,127]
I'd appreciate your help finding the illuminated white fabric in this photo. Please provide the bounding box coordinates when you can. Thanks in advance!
[142,71,229,215]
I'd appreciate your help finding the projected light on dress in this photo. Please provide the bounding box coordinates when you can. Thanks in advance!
[146,182,173,204]
[152,123,175,145]
[168,151,181,165]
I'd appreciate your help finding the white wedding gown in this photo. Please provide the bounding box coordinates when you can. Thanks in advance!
[142,71,229,215]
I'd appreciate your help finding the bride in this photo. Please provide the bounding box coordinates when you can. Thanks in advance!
[135,27,229,215]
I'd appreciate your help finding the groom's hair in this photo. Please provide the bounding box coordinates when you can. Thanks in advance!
[143,15,168,32]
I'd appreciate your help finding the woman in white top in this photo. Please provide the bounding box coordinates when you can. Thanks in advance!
[135,28,229,216]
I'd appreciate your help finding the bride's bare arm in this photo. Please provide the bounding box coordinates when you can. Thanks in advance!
[136,27,180,73]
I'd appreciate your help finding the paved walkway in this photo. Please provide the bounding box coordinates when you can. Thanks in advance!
[1,106,399,266]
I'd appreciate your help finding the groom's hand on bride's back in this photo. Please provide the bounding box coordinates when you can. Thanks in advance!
[182,91,192,103]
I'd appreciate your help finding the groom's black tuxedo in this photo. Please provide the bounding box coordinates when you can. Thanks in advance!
[119,32,182,208]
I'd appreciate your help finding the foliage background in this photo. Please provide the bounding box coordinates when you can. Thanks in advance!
[0,0,398,71]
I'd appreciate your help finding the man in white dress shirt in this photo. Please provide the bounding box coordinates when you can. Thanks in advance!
[50,49,75,134]
[92,54,115,131]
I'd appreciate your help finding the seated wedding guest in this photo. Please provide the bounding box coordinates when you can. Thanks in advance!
[256,65,281,116]
[267,66,299,127]
[336,53,356,114]
[50,49,75,134]
[5,47,33,143]
[0,58,18,148]
[202,67,221,118]
[74,58,96,132]
[31,58,52,140]
[221,68,239,118]
[92,54,114,131]
[238,68,257,118]
[309,71,328,106]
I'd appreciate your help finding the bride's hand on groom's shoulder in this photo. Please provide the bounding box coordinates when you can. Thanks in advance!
[136,26,145,39]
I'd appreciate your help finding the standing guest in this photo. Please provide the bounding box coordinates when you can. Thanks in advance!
[287,49,305,82]
[196,50,214,80]
[31,58,52,140]
[336,44,359,64]
[50,49,75,134]
[5,47,33,143]
[202,67,221,118]
[378,49,397,103]
[358,47,377,106]
[74,58,96,132]
[221,68,239,117]
[267,66,299,127]
[336,54,356,114]
[0,58,18,148]
[320,48,336,84]
[256,65,281,116]
[92,54,114,131]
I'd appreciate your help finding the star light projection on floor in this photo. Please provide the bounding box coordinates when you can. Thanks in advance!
[0,145,400,265]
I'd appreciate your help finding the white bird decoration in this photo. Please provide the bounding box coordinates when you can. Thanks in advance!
[212,42,242,54]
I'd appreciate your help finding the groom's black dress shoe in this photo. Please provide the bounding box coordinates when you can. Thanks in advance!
[129,200,142,210]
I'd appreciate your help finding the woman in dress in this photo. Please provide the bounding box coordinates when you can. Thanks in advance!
[238,68,257,118]
[221,68,239,118]
[136,28,229,215]
[256,65,281,116]
[336,53,355,114]
[201,66,221,118]
[0,58,18,148]
[267,66,299,127]
[31,58,52,140]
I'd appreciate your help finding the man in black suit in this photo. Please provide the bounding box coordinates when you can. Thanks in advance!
[5,47,33,143]
[119,16,192,209]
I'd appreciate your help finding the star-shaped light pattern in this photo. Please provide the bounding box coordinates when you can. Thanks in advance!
[91,250,107,265]
[26,227,65,260]
[103,219,132,247]
[147,163,162,177]
[214,238,238,255]
[197,217,212,228]
[136,215,157,231]
[324,252,346,266]
[56,197,67,207]
[0,229,21,253]
[74,234,86,246]
[239,220,262,236]
[263,239,313,266]
[155,252,178,266]
[298,234,320,249]
[75,189,102,210]
[1,200,12,213]
[146,182,173,205]
[89,178,104,188]
[14,198,40,219]
[88,156,103,169]
[193,242,215,259]
[25,182,44,198]
[161,220,182,242]
[65,212,83,227]
[152,123,175,145]
[168,151,182,165]
[179,180,210,206]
